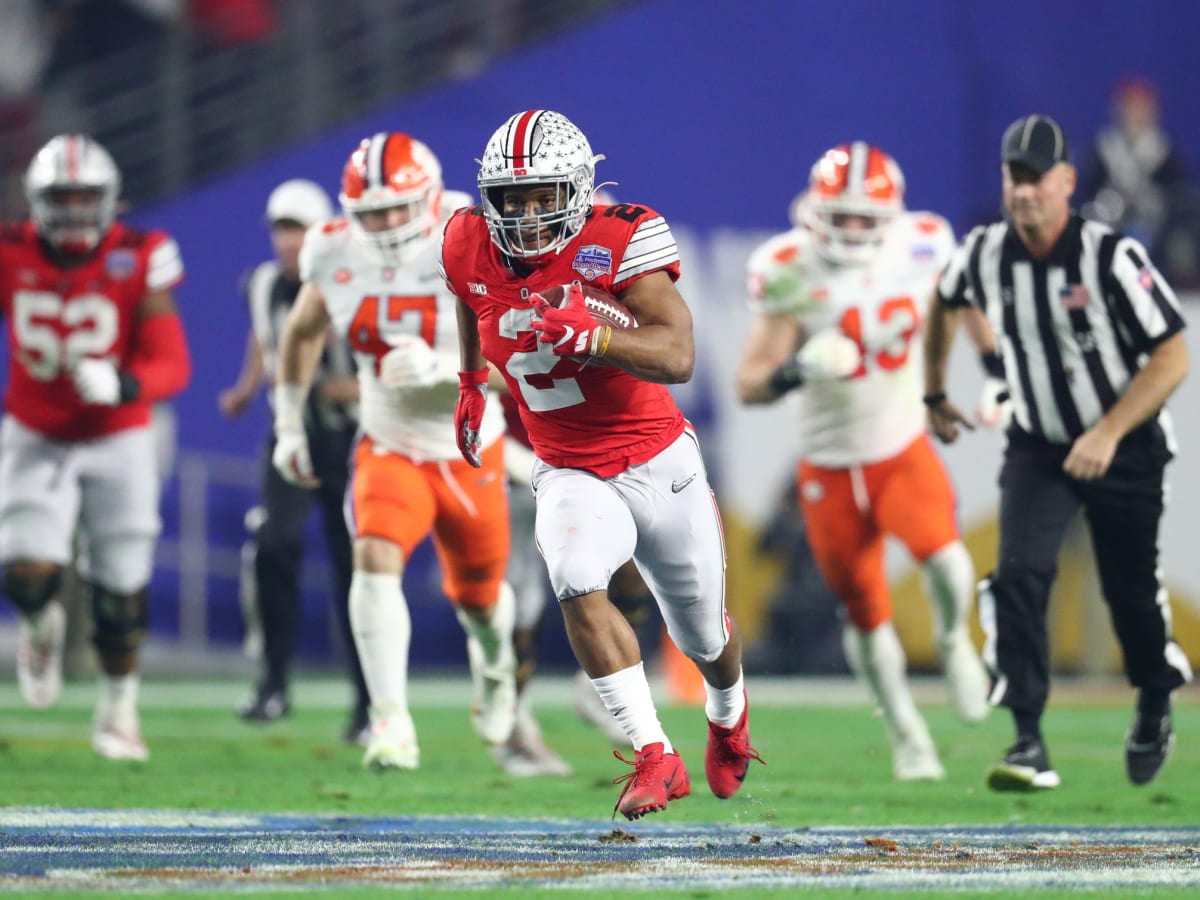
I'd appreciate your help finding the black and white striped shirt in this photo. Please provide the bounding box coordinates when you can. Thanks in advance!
[244,260,357,433]
[938,214,1185,444]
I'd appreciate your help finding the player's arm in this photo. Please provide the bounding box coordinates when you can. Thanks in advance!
[271,281,331,488]
[736,312,802,404]
[74,286,191,406]
[454,296,488,467]
[605,270,695,384]
[277,281,331,390]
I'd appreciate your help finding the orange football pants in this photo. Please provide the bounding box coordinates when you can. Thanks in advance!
[798,434,959,632]
[350,436,510,610]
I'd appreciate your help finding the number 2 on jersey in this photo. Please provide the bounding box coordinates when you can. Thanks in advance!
[498,307,584,412]
[837,295,918,377]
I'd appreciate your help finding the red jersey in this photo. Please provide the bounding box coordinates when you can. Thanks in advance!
[441,203,686,477]
[0,220,184,440]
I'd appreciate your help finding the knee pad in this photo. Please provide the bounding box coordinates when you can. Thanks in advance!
[90,584,148,656]
[3,567,63,617]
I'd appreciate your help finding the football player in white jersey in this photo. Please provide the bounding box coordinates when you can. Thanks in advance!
[269,132,529,772]
[736,143,990,781]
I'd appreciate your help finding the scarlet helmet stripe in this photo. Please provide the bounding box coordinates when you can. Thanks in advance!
[508,110,543,168]
[65,134,80,181]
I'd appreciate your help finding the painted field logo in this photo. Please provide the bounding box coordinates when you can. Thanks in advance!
[572,245,612,281]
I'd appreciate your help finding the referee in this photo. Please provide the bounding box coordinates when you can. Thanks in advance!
[219,179,370,742]
[923,114,1192,791]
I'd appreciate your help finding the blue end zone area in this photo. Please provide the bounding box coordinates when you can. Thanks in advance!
[2,809,1199,892]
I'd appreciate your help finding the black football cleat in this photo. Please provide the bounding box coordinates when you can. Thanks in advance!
[985,736,1060,791]
[237,685,291,723]
[1125,710,1174,786]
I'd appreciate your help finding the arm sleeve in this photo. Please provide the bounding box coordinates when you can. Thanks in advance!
[125,311,191,403]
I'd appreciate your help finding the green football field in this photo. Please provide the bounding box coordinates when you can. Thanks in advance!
[0,675,1196,897]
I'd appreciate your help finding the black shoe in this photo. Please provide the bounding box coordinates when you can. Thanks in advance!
[342,705,370,746]
[1125,711,1174,786]
[985,736,1061,791]
[237,686,291,722]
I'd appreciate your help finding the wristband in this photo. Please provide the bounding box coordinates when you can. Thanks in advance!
[922,392,947,407]
[117,372,142,403]
[273,382,310,432]
[590,325,613,358]
[458,368,489,387]
[980,351,1005,379]
[768,359,805,397]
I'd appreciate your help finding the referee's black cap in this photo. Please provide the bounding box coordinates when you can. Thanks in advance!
[1002,114,1071,174]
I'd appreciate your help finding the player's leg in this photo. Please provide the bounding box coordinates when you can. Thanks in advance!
[77,426,161,762]
[348,437,435,770]
[572,557,648,746]
[620,429,760,800]
[313,428,370,744]
[801,459,943,781]
[0,417,81,710]
[430,439,518,747]
[534,458,687,818]
[493,450,573,776]
[876,435,989,723]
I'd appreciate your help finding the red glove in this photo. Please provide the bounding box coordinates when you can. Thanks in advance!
[532,283,599,357]
[454,369,489,467]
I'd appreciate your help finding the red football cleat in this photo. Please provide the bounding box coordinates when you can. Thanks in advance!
[612,742,691,820]
[705,699,764,799]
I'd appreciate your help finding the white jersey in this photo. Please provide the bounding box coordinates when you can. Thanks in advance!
[300,191,503,462]
[747,211,955,466]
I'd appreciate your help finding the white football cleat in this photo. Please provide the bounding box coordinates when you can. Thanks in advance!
[890,718,945,782]
[363,709,419,771]
[490,705,573,777]
[17,601,66,710]
[572,669,630,746]
[92,708,149,762]
[941,633,991,724]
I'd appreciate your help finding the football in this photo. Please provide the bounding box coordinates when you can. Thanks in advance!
[537,283,637,330]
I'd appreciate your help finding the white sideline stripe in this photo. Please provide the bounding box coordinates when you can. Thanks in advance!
[0,674,1143,712]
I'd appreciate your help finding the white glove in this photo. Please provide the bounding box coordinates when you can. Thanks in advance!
[976,376,1013,430]
[271,383,318,487]
[797,329,862,381]
[272,426,318,487]
[72,358,123,406]
[379,334,441,389]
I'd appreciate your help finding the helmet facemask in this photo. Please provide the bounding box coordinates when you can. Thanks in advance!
[477,110,602,260]
[342,184,441,265]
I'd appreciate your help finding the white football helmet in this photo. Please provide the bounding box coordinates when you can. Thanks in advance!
[477,110,604,259]
[794,142,905,265]
[25,134,121,255]
[339,132,443,264]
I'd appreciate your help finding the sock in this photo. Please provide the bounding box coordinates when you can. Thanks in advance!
[1013,710,1042,742]
[704,670,746,728]
[97,672,140,731]
[842,623,924,734]
[591,662,671,753]
[921,541,975,648]
[349,571,411,716]
[1137,688,1170,719]
[455,582,516,674]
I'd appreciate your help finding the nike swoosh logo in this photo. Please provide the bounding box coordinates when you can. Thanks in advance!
[671,474,697,493]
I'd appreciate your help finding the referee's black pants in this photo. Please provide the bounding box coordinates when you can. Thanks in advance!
[982,424,1188,725]
[255,425,368,712]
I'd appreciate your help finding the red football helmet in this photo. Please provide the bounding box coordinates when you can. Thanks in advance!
[794,142,905,265]
[339,132,443,264]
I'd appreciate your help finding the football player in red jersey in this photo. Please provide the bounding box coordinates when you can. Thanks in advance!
[0,134,190,762]
[443,110,762,819]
